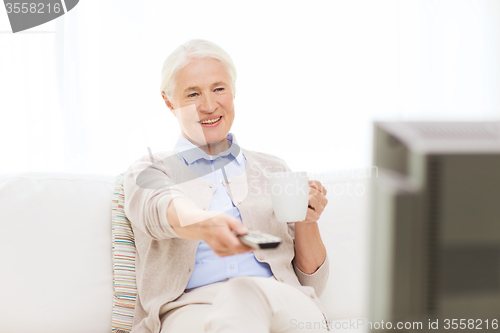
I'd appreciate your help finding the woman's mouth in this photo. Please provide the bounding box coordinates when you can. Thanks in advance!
[199,116,222,127]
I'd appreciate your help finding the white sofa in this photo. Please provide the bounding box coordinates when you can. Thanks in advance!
[0,172,369,332]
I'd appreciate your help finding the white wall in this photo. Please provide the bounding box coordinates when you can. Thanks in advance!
[1,0,499,175]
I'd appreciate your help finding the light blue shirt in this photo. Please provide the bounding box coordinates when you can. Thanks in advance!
[173,133,274,289]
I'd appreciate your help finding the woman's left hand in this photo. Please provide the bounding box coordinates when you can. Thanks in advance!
[301,180,328,223]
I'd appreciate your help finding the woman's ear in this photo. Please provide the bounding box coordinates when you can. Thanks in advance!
[161,92,176,115]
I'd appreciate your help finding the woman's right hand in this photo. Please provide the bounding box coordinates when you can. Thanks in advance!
[194,210,255,257]
[167,197,254,257]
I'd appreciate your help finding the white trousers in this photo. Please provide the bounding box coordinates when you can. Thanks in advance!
[159,276,330,333]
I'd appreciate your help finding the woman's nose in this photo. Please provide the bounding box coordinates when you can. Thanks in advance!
[200,93,217,112]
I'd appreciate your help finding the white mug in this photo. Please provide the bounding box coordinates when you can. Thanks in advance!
[269,171,309,222]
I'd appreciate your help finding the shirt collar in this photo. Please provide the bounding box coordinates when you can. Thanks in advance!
[174,133,244,165]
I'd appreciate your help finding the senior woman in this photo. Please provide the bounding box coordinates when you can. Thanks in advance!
[124,39,330,333]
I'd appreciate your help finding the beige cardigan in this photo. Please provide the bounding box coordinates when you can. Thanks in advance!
[124,147,330,333]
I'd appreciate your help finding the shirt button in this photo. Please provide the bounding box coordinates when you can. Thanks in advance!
[220,179,224,184]
[229,265,234,269]
[216,157,220,161]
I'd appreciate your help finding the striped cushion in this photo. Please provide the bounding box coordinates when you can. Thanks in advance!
[111,172,137,332]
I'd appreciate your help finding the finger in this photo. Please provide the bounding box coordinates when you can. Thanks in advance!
[308,180,327,195]
[226,233,254,255]
[226,217,248,236]
[305,205,321,222]
[229,229,255,253]
[309,196,323,218]
[313,181,327,195]
[309,185,320,196]
[235,243,255,254]
[309,187,328,206]
[308,182,324,196]
[217,245,253,257]
[215,249,235,257]
[213,237,240,257]
[224,227,256,254]
[220,227,247,249]
[308,194,321,212]
[310,189,328,207]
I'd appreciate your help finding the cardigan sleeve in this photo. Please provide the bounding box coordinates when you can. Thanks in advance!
[293,252,330,297]
[123,153,187,240]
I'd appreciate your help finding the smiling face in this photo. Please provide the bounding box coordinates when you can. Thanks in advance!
[162,57,235,155]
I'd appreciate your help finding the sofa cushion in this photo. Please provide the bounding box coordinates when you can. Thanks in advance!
[0,172,115,333]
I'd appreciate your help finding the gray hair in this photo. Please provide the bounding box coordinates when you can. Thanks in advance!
[160,39,237,101]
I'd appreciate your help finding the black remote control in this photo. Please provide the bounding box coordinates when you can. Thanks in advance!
[233,230,282,250]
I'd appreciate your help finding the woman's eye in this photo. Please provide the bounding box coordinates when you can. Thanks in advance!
[188,93,198,98]
[215,87,224,92]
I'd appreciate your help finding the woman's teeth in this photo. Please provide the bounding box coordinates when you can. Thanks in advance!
[200,116,221,124]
